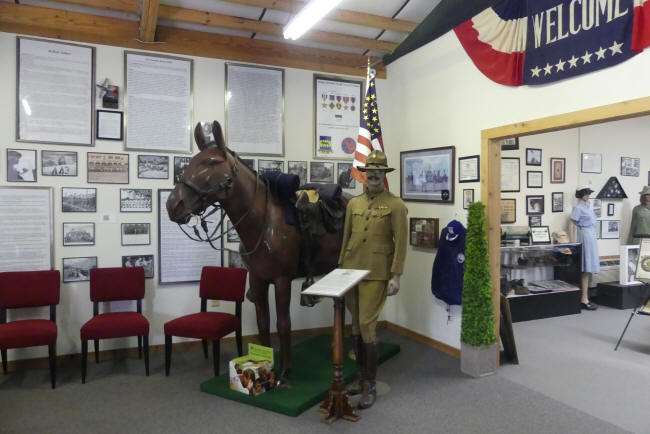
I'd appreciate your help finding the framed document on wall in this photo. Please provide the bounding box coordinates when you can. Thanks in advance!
[0,187,54,272]
[313,75,362,160]
[125,52,193,153]
[17,37,95,146]
[226,63,284,156]
[158,189,222,283]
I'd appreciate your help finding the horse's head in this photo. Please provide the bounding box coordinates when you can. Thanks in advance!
[166,121,237,224]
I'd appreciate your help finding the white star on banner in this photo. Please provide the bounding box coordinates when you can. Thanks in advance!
[555,58,566,72]
[581,50,592,64]
[568,55,579,68]
[543,63,553,75]
[609,40,623,55]
[531,66,541,77]
[595,46,607,60]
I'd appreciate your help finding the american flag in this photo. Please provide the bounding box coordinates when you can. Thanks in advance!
[350,68,385,186]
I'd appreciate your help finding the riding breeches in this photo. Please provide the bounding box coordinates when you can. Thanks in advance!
[345,280,387,343]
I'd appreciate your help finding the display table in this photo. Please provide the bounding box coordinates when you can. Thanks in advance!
[302,268,370,424]
[596,281,650,309]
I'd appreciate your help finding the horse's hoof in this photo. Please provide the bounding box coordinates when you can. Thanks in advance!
[277,371,291,388]
[245,288,256,303]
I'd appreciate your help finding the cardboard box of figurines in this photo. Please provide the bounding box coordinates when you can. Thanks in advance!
[229,343,276,396]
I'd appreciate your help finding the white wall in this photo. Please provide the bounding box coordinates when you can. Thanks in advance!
[0,31,372,361]
[382,30,650,349]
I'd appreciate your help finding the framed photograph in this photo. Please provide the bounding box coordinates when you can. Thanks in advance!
[601,220,620,239]
[458,155,480,183]
[527,171,543,188]
[635,239,650,282]
[310,161,335,183]
[226,63,283,156]
[258,159,284,176]
[62,256,97,283]
[501,157,520,193]
[589,199,602,218]
[581,153,602,173]
[288,161,308,185]
[120,188,152,212]
[313,74,362,160]
[125,52,192,153]
[6,149,37,182]
[138,155,169,179]
[42,151,78,177]
[620,245,642,285]
[226,220,240,243]
[337,162,356,189]
[96,110,123,140]
[409,218,439,248]
[463,189,474,209]
[499,137,519,151]
[122,254,154,279]
[63,222,95,246]
[173,156,191,184]
[528,215,542,227]
[62,187,96,212]
[400,146,455,203]
[621,157,640,177]
[526,195,544,215]
[121,223,151,246]
[87,152,129,184]
[241,158,255,171]
[551,192,564,212]
[500,198,516,224]
[530,226,551,244]
[526,148,542,166]
[607,203,615,216]
[17,37,95,146]
[550,157,565,183]
[228,251,246,269]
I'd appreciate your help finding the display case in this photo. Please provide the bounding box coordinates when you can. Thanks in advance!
[501,243,582,322]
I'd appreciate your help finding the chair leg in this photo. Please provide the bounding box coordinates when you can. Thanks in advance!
[1,349,6,375]
[138,336,142,360]
[615,312,637,351]
[49,344,56,389]
[94,340,99,364]
[143,335,149,376]
[202,339,208,359]
[165,335,172,376]
[212,340,220,377]
[236,328,243,357]
[81,340,88,384]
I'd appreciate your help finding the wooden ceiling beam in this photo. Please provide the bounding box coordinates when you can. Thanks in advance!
[50,0,139,13]
[138,0,159,42]
[0,2,386,78]
[221,0,418,33]
[158,5,397,53]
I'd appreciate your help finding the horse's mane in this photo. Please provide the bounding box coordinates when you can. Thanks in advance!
[225,147,258,177]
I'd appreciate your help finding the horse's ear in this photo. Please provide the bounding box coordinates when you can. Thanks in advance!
[212,121,226,150]
[194,122,210,151]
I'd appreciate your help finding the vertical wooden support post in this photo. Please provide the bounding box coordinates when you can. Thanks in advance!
[139,0,160,42]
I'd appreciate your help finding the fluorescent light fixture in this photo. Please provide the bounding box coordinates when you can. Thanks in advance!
[283,0,343,40]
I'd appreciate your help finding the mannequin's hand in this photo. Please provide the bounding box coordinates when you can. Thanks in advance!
[387,274,400,296]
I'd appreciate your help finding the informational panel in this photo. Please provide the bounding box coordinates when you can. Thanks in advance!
[17,37,95,145]
[158,190,222,283]
[125,52,193,153]
[0,187,53,272]
[302,269,370,298]
[226,63,284,156]
[313,75,362,160]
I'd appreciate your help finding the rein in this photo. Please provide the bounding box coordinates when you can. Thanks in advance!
[178,150,269,256]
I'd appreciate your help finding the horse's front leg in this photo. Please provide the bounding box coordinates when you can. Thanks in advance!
[274,277,292,387]
[251,276,271,347]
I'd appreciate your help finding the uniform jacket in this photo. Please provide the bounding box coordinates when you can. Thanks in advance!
[338,189,408,281]
[431,221,466,306]
[628,204,650,244]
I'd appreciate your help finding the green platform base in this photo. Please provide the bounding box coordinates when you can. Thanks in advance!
[200,334,400,417]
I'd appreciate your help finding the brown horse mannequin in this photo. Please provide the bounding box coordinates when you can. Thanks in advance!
[166,121,346,385]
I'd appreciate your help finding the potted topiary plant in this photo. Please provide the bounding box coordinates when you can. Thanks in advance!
[461,201,498,377]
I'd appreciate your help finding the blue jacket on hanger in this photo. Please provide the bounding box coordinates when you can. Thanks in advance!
[431,220,466,305]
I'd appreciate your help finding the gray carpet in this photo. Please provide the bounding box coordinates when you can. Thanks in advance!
[0,329,626,434]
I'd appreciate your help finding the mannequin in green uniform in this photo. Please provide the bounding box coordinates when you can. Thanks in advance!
[338,150,407,409]
[628,186,650,245]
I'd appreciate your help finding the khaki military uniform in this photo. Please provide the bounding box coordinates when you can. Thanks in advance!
[339,189,407,342]
[628,204,650,245]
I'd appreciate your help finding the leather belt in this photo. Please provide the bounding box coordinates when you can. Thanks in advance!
[633,234,650,238]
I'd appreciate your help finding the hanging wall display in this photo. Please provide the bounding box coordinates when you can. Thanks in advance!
[527,171,543,188]
[400,147,455,203]
[87,152,129,184]
[581,153,602,173]
[337,162,356,189]
[526,195,544,215]
[6,149,37,182]
[121,223,151,246]
[62,256,97,282]
[226,63,284,156]
[17,37,95,146]
[525,148,542,166]
[620,157,640,177]
[125,52,193,153]
[551,192,564,212]
[96,110,123,141]
[601,220,620,239]
[500,198,516,224]
[596,177,628,199]
[310,161,334,183]
[501,157,520,192]
[288,161,308,185]
[636,239,650,282]
[0,187,54,272]
[158,189,223,283]
[550,158,565,183]
[62,222,95,246]
[42,151,78,177]
[458,155,480,183]
[409,217,439,248]
[313,74,362,160]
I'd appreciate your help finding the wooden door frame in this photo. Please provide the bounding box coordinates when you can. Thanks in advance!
[481,95,650,338]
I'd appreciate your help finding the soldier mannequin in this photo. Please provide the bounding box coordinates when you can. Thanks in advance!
[338,150,407,409]
[628,186,650,245]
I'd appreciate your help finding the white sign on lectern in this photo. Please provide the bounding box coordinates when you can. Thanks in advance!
[302,269,370,298]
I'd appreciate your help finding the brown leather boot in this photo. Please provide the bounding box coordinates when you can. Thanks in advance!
[346,334,364,395]
[358,342,377,409]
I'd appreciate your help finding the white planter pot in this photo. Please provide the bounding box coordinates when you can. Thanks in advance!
[460,342,498,378]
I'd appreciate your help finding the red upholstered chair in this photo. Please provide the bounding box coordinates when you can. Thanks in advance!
[164,266,247,376]
[80,267,149,383]
[0,270,60,389]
